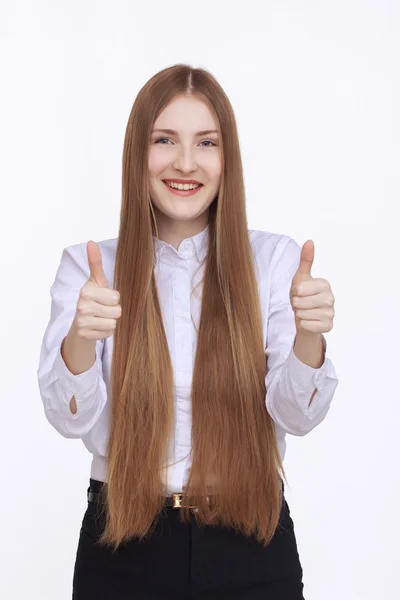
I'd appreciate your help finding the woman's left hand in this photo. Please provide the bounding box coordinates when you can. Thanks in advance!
[290,240,335,335]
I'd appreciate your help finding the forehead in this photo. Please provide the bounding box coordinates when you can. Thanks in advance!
[153,96,217,132]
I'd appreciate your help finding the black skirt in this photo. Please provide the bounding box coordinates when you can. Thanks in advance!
[72,479,304,600]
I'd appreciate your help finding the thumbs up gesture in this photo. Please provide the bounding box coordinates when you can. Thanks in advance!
[290,240,335,335]
[73,241,122,341]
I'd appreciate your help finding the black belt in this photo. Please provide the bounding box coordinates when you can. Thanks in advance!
[87,480,283,509]
[87,488,211,510]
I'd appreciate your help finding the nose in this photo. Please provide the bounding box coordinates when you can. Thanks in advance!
[172,144,198,174]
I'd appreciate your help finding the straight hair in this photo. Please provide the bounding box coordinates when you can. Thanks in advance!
[98,64,285,551]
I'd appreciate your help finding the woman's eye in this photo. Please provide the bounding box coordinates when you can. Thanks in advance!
[154,138,217,147]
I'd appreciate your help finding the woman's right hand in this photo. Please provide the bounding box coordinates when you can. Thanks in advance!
[73,241,122,341]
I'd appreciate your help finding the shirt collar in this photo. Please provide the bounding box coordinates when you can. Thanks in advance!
[153,224,209,264]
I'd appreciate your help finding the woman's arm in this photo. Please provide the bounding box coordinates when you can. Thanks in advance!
[37,245,107,438]
[264,237,339,436]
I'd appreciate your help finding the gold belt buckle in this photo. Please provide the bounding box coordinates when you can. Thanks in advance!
[172,493,210,509]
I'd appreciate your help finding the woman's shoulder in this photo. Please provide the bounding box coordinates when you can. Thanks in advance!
[249,228,301,265]
[248,229,302,289]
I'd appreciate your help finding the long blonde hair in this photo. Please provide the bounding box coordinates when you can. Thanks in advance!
[99,64,285,551]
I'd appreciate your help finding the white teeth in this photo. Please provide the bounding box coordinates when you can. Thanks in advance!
[166,181,200,190]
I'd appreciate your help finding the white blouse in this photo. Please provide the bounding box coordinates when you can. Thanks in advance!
[37,224,339,493]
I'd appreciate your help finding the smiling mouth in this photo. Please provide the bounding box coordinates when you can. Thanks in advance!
[162,180,204,196]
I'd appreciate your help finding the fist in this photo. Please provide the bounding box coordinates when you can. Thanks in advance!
[74,241,122,341]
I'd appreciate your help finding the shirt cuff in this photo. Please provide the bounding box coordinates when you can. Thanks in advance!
[286,339,328,394]
[53,342,102,397]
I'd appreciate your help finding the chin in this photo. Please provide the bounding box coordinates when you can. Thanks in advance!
[155,203,208,221]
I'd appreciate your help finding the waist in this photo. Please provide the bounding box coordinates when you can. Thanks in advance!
[91,454,193,495]
[87,477,285,510]
[87,478,213,510]
[90,452,286,493]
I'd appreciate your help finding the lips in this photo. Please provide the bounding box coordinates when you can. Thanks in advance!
[163,179,203,185]
[162,180,203,197]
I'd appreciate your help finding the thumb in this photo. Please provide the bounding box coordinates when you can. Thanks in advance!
[294,240,314,279]
[87,241,109,288]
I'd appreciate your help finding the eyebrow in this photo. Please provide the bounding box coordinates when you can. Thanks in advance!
[152,128,219,136]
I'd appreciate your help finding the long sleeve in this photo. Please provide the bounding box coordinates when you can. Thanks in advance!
[264,237,339,436]
[37,245,108,439]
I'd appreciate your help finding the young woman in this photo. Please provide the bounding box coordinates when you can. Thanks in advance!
[38,64,339,599]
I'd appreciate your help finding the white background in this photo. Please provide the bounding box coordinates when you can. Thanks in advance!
[1,1,399,598]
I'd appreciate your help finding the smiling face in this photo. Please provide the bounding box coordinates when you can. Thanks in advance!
[148,95,222,241]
